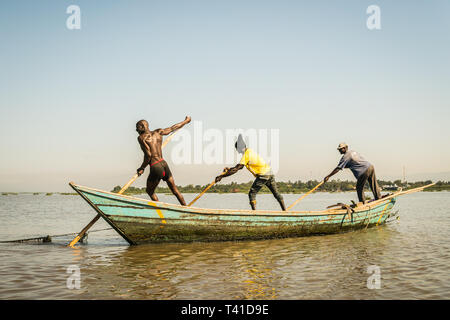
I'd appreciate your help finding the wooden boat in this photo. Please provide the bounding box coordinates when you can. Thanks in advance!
[69,182,434,245]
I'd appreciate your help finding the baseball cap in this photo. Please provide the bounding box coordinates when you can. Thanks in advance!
[337,143,348,150]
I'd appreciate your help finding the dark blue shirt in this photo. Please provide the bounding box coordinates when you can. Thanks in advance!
[337,150,372,179]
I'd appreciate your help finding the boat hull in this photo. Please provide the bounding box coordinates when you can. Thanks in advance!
[70,183,397,244]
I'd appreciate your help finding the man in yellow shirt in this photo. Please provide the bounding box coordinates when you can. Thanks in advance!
[215,135,286,211]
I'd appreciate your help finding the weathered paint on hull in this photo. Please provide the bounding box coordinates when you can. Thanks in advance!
[70,183,397,245]
[110,217,392,244]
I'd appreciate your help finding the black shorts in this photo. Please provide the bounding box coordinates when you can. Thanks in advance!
[148,159,172,182]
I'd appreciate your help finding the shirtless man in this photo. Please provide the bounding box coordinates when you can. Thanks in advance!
[136,116,191,205]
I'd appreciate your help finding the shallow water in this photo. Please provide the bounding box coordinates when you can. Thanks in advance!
[0,191,449,299]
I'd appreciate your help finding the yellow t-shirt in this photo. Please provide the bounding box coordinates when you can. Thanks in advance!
[239,148,271,177]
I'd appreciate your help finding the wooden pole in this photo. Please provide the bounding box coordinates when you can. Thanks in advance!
[187,182,215,207]
[67,215,101,247]
[187,170,228,207]
[287,181,324,211]
[161,130,178,148]
[68,130,179,248]
[118,174,139,194]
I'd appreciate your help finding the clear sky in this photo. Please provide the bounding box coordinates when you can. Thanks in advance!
[1,0,449,191]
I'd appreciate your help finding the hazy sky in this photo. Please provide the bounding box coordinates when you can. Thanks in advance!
[1,0,449,191]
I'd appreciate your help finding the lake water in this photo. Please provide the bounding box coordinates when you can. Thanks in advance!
[0,191,449,299]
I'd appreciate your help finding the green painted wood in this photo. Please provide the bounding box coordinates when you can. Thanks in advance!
[69,182,397,244]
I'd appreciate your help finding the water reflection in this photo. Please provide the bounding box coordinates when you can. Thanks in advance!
[75,224,397,299]
[1,192,449,299]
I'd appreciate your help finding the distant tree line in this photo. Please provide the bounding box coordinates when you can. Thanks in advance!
[111,180,450,195]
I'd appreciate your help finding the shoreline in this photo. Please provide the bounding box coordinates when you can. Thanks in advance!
[1,189,448,196]
[2,180,449,195]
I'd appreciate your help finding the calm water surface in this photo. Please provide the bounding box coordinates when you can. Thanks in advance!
[0,191,449,299]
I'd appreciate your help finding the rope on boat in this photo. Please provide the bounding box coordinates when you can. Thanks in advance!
[0,227,113,243]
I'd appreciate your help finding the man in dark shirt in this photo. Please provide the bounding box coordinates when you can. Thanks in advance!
[323,143,381,204]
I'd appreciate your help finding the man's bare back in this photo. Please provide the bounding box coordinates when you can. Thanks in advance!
[138,130,164,164]
[135,116,191,205]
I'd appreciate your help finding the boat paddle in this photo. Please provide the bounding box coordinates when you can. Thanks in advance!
[287,181,324,210]
[187,169,228,207]
[68,129,180,248]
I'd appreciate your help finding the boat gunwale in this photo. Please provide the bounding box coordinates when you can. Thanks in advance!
[69,182,135,245]
[69,182,398,217]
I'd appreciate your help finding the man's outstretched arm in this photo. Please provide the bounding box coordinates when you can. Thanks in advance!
[324,167,341,182]
[158,116,191,136]
[215,164,244,183]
